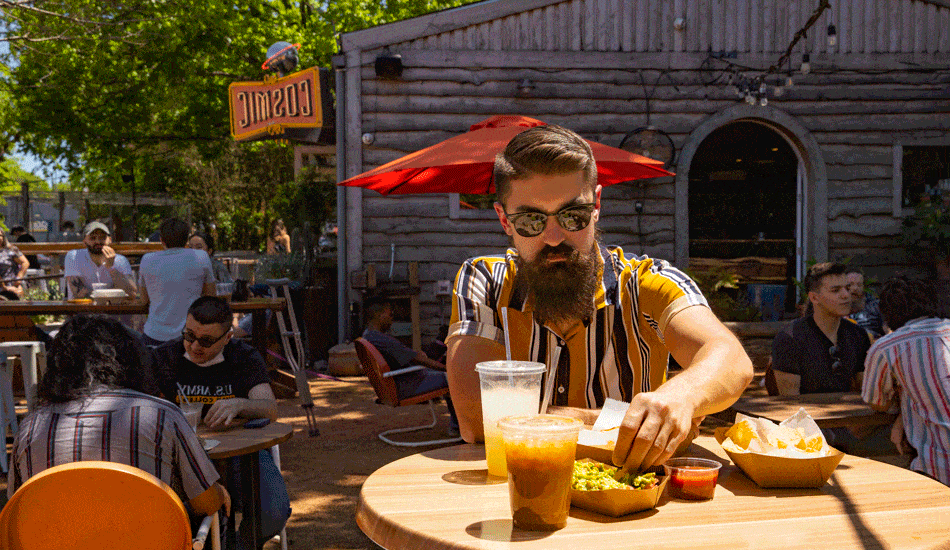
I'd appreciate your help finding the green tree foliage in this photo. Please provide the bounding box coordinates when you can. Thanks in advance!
[0,0,474,248]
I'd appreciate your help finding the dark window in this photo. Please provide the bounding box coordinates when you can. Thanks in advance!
[903,146,950,207]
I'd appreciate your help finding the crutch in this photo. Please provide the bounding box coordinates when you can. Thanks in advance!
[266,278,319,437]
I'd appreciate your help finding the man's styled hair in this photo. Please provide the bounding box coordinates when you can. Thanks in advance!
[804,262,847,293]
[493,125,597,205]
[37,315,153,404]
[188,296,232,328]
[363,299,392,325]
[160,217,190,248]
[879,276,936,330]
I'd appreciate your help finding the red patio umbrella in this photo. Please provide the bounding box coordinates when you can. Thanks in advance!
[338,115,673,196]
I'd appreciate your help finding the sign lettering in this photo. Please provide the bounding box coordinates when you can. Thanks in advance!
[228,67,321,142]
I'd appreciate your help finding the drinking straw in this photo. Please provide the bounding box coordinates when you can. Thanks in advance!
[501,307,512,362]
[539,346,561,414]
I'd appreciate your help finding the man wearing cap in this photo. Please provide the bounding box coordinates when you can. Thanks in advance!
[63,221,137,300]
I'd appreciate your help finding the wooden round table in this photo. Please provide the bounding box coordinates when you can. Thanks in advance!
[201,421,294,550]
[356,436,950,550]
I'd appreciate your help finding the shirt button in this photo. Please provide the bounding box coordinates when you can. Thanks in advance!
[558,386,565,394]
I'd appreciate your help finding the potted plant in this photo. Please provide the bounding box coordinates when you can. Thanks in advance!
[900,189,950,279]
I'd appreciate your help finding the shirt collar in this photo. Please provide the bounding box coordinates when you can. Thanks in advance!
[184,349,225,367]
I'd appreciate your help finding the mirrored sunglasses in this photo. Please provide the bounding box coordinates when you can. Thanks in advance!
[504,203,596,238]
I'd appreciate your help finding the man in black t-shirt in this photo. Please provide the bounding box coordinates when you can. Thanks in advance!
[771,262,887,454]
[772,262,871,395]
[153,297,289,549]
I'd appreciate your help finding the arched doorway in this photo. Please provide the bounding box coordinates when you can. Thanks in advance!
[687,121,799,319]
[689,121,797,257]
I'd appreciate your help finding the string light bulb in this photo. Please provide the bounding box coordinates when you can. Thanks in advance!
[827,24,837,47]
[785,74,794,88]
[801,54,811,75]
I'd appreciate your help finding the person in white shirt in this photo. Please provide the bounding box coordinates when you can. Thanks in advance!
[63,222,137,300]
[138,218,215,346]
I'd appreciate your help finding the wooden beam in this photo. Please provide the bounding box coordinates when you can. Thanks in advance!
[15,242,166,255]
[361,49,950,72]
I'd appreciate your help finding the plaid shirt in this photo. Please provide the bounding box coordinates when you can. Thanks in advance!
[448,245,707,408]
[863,317,950,485]
[9,388,219,501]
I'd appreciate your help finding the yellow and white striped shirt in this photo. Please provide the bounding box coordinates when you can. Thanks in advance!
[448,245,708,408]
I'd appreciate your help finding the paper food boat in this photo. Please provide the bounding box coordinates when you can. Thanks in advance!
[570,460,669,517]
[714,409,844,488]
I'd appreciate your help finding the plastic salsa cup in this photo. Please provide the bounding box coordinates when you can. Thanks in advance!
[665,457,722,500]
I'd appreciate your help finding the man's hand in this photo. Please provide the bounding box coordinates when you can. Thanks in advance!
[101,245,117,268]
[612,391,695,471]
[204,398,248,429]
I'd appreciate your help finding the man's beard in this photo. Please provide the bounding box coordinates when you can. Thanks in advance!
[516,241,600,326]
[86,244,103,255]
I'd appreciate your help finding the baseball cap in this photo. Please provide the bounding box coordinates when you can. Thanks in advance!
[83,221,111,236]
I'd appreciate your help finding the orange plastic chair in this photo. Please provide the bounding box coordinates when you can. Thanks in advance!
[0,461,219,550]
[354,337,462,447]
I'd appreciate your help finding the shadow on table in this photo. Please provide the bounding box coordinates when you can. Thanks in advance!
[422,444,481,463]
[465,519,553,543]
[826,471,887,550]
[442,469,507,486]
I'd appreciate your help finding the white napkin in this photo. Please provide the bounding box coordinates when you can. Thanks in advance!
[578,398,628,446]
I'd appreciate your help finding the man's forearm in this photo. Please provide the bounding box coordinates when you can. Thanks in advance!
[242,398,278,421]
[664,339,753,417]
[108,269,138,297]
[446,335,507,443]
[67,276,91,298]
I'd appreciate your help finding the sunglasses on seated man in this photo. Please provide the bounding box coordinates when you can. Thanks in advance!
[182,328,231,348]
[503,203,596,238]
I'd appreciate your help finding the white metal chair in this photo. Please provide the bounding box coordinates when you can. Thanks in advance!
[354,337,462,447]
[0,341,46,411]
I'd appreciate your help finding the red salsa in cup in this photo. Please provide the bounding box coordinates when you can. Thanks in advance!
[665,458,721,500]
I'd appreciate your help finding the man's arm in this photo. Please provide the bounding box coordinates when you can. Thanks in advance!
[612,306,753,472]
[66,275,92,299]
[413,350,446,371]
[203,382,278,429]
[770,331,801,395]
[102,248,137,298]
[446,335,506,442]
[773,370,801,395]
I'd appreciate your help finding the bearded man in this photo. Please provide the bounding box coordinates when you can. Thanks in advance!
[64,221,137,299]
[446,125,753,472]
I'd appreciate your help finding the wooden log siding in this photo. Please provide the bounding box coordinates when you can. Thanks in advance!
[387,0,950,55]
[342,0,950,343]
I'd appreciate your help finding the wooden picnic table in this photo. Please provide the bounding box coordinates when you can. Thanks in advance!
[13,242,166,256]
[726,391,896,430]
[356,436,950,550]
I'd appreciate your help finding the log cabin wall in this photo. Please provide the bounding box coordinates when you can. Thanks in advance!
[337,0,950,342]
